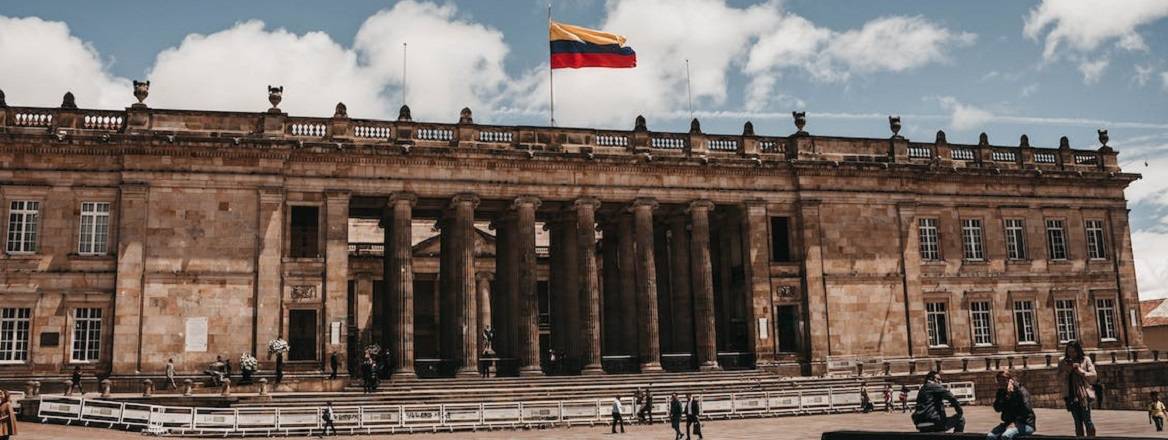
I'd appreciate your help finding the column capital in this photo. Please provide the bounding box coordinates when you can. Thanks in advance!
[475,271,494,281]
[450,192,480,209]
[630,197,658,211]
[687,199,715,212]
[513,195,542,210]
[388,192,418,207]
[572,197,602,211]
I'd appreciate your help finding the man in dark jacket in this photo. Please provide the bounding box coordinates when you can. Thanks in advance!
[912,370,965,433]
[686,394,703,439]
[987,369,1036,439]
[669,393,684,440]
[329,352,339,380]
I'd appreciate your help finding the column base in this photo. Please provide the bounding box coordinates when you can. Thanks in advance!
[698,362,721,372]
[519,366,545,377]
[390,369,417,381]
[639,362,663,373]
[581,363,605,375]
[455,367,480,378]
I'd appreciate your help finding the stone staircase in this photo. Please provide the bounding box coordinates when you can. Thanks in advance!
[230,370,884,408]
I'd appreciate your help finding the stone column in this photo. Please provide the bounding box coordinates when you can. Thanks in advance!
[113,183,148,373]
[385,192,416,379]
[617,213,639,357]
[668,213,694,356]
[689,200,719,371]
[632,198,663,372]
[451,193,480,377]
[324,190,351,370]
[476,272,493,354]
[574,197,604,374]
[255,188,284,363]
[514,196,543,376]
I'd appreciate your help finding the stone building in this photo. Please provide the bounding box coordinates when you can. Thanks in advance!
[0,87,1145,380]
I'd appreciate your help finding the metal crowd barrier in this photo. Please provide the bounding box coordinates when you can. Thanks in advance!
[36,381,975,436]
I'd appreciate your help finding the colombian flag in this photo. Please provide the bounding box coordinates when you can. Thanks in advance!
[549,21,637,69]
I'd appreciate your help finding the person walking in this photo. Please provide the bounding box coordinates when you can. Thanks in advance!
[911,370,965,433]
[987,369,1036,439]
[329,352,339,380]
[1147,391,1164,432]
[1057,340,1097,437]
[610,396,625,434]
[223,357,232,382]
[882,384,893,413]
[639,387,654,424]
[320,401,336,437]
[70,366,84,395]
[669,393,684,440]
[633,388,644,423]
[859,381,873,413]
[0,389,17,440]
[360,355,374,394]
[899,385,910,413]
[165,358,177,390]
[685,394,703,440]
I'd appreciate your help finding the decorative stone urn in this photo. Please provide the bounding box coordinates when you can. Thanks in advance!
[133,80,150,106]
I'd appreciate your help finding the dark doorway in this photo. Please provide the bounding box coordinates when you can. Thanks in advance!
[776,305,800,353]
[288,309,318,361]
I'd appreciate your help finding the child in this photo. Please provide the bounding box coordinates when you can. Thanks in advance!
[882,384,893,413]
[898,385,910,413]
[1150,391,1165,432]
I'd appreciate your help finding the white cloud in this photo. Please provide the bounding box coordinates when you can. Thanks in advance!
[825,16,975,74]
[1023,0,1168,60]
[1076,58,1108,84]
[1134,230,1168,300]
[0,16,130,108]
[1162,72,1168,93]
[937,96,993,131]
[1020,83,1039,97]
[1133,64,1155,86]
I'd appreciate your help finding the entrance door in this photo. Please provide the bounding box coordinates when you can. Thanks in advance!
[776,305,800,353]
[288,309,318,361]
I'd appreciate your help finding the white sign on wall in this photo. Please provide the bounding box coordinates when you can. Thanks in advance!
[331,321,342,345]
[185,317,208,352]
[758,318,769,340]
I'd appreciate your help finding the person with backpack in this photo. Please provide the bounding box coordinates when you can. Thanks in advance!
[911,370,965,433]
[320,401,336,436]
[1057,340,1097,437]
[987,369,1036,439]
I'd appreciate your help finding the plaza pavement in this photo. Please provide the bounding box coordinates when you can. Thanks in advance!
[14,406,1168,439]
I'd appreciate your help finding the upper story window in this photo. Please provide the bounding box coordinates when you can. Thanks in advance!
[289,206,320,258]
[1046,219,1068,261]
[1004,219,1027,260]
[961,219,985,261]
[969,301,994,346]
[78,202,111,256]
[72,308,102,362]
[925,302,950,347]
[1085,220,1107,260]
[0,308,31,363]
[1054,299,1078,344]
[1095,298,1117,341]
[770,217,792,262]
[918,218,940,261]
[1013,300,1037,344]
[6,200,40,254]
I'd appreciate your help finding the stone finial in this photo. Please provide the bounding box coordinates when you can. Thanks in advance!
[1019,134,1030,147]
[133,80,150,105]
[935,130,947,144]
[0,88,6,107]
[689,118,701,134]
[267,85,283,111]
[1059,136,1070,149]
[334,102,348,118]
[978,132,989,146]
[742,121,755,136]
[61,91,77,109]
[634,115,647,132]
[792,111,807,133]
[397,104,412,121]
[889,115,902,137]
[459,107,473,124]
[1098,129,1109,146]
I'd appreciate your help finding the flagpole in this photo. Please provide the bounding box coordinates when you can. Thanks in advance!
[548,4,556,127]
[685,58,693,120]
[402,42,408,109]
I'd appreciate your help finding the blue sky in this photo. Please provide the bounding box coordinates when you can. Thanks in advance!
[2,0,1167,298]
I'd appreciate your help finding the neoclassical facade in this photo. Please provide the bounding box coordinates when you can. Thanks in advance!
[0,88,1145,379]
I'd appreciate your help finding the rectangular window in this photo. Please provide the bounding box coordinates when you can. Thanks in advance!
[961,219,985,261]
[78,202,111,255]
[72,308,102,362]
[289,206,320,258]
[0,308,31,363]
[1046,219,1067,260]
[970,301,994,346]
[926,302,949,347]
[1013,300,1037,344]
[918,218,940,261]
[6,200,40,254]
[1005,219,1027,260]
[1085,220,1107,260]
[770,217,792,262]
[1054,299,1077,344]
[1095,298,1117,341]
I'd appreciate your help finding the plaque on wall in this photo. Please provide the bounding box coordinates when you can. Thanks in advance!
[291,285,318,302]
[330,321,341,345]
[40,332,60,347]
[758,318,769,340]
[185,317,208,352]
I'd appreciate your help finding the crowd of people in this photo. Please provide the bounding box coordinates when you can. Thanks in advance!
[610,388,704,439]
